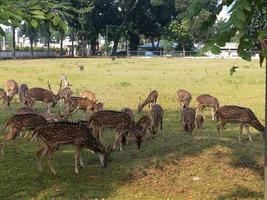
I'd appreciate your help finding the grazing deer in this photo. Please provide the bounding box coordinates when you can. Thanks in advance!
[64,97,103,119]
[215,105,264,142]
[38,112,65,122]
[196,94,219,121]
[1,114,47,154]
[78,65,84,71]
[80,90,97,102]
[177,89,192,108]
[58,87,73,108]
[138,90,158,112]
[121,107,134,121]
[16,107,36,115]
[24,81,62,112]
[5,79,18,104]
[151,104,164,134]
[0,88,10,106]
[33,121,121,174]
[181,106,204,133]
[181,107,196,133]
[89,110,132,151]
[18,84,29,104]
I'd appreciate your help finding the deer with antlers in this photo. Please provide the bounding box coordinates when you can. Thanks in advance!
[24,81,62,112]
[80,90,97,102]
[1,114,47,154]
[89,110,133,151]
[33,121,120,174]
[58,87,73,108]
[5,79,18,104]
[196,94,220,121]
[215,105,264,142]
[18,84,29,104]
[63,97,103,119]
[0,88,10,107]
[177,89,192,108]
[138,90,158,112]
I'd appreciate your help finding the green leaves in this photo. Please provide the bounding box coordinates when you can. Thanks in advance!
[210,45,221,54]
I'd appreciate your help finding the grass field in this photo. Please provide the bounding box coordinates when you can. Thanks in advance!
[0,57,265,200]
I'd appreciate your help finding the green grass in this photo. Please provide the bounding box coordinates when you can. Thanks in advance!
[0,57,264,199]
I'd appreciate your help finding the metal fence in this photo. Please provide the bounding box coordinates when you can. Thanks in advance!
[0,50,261,59]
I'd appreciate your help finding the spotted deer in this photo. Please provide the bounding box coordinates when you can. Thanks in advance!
[24,81,62,112]
[16,107,36,115]
[38,112,65,122]
[64,97,103,119]
[33,121,121,174]
[1,114,47,154]
[138,90,158,112]
[0,88,10,106]
[181,106,204,133]
[196,94,219,121]
[60,74,70,88]
[18,84,29,104]
[121,107,134,121]
[58,87,73,108]
[151,104,164,134]
[215,105,264,142]
[177,89,192,108]
[5,79,18,104]
[89,110,133,151]
[80,90,97,102]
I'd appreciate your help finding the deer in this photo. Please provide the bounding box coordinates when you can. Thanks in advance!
[121,107,134,121]
[1,114,47,154]
[122,115,154,150]
[196,94,220,121]
[177,89,192,108]
[80,90,97,102]
[38,112,65,122]
[24,81,62,113]
[33,121,121,174]
[181,106,204,133]
[58,86,73,108]
[151,104,164,134]
[16,107,36,115]
[0,88,10,107]
[64,97,103,119]
[215,105,264,142]
[5,79,18,104]
[60,74,71,88]
[137,90,158,112]
[18,84,29,104]
[89,110,133,151]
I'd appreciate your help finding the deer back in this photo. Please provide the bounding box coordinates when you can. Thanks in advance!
[6,114,47,130]
[89,110,132,128]
[25,87,55,102]
[196,94,219,109]
[151,104,164,127]
[80,90,97,102]
[16,107,36,115]
[181,107,196,132]
[35,122,106,153]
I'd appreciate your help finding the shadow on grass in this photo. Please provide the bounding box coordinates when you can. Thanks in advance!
[217,186,262,200]
[0,108,264,199]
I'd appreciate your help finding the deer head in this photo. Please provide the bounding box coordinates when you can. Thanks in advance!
[47,81,62,101]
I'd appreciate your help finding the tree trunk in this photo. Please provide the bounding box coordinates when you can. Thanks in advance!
[111,38,119,56]
[12,26,15,58]
[71,30,74,57]
[182,43,185,57]
[60,34,63,56]
[265,61,267,200]
[30,34,33,57]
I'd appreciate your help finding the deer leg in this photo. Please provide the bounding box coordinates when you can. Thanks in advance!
[217,122,224,137]
[239,123,244,142]
[211,109,215,121]
[47,146,56,175]
[37,144,49,172]
[1,128,19,155]
[74,145,81,174]
[245,125,253,142]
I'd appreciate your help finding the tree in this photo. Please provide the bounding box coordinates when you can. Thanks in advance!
[188,0,267,198]
[169,20,191,56]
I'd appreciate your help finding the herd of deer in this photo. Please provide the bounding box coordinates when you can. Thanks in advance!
[0,78,265,174]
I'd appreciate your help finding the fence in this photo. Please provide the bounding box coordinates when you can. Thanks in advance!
[0,50,62,59]
[0,49,261,59]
